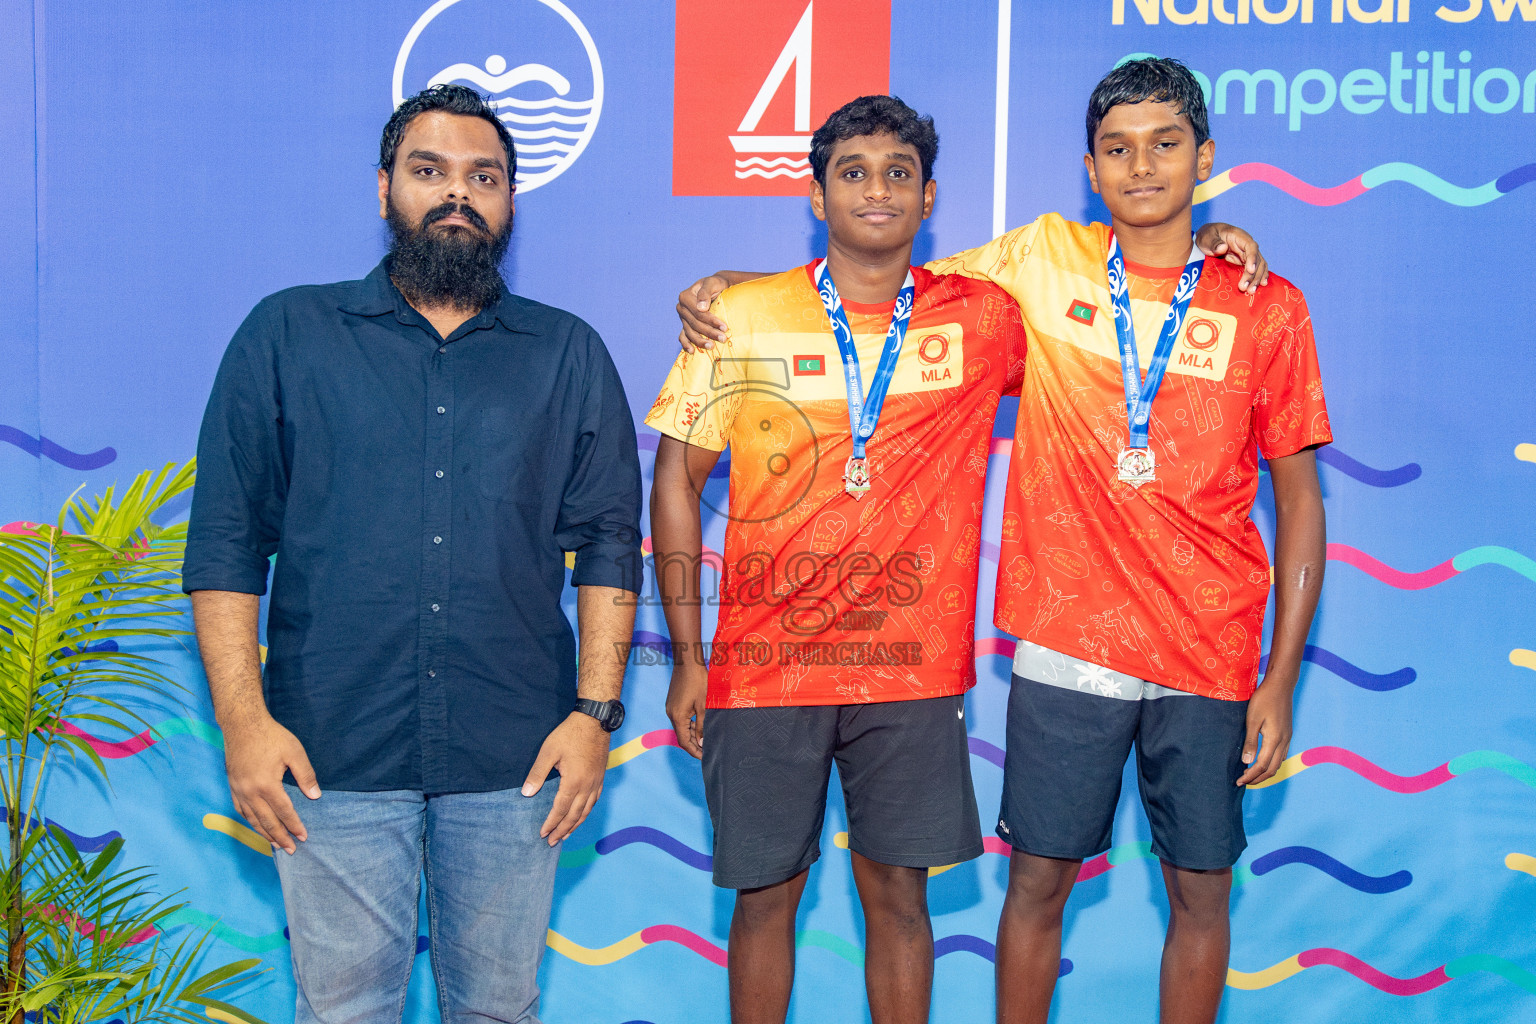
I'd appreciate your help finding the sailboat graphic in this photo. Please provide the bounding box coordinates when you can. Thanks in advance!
[429,54,597,190]
[729,2,813,181]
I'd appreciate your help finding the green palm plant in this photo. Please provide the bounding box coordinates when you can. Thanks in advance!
[0,460,267,1024]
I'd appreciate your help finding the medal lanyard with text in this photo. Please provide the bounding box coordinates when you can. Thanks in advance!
[814,259,915,498]
[1107,235,1204,485]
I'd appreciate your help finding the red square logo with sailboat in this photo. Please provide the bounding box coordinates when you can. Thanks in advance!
[673,0,891,196]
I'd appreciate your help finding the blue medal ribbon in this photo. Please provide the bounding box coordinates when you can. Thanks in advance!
[813,259,915,468]
[1106,235,1205,450]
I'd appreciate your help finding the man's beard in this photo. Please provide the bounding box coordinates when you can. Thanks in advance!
[385,198,512,313]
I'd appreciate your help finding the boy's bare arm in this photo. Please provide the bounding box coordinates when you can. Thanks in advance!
[1237,448,1325,787]
[651,434,724,758]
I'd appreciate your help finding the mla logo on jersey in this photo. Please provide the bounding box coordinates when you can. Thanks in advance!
[673,0,891,196]
[917,333,950,365]
[1184,317,1221,351]
[393,0,603,193]
[1171,309,1237,380]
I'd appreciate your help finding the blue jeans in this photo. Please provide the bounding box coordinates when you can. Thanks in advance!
[272,784,561,1024]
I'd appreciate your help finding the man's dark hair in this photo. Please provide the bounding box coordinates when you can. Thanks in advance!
[809,95,938,185]
[379,83,517,185]
[1085,57,1210,154]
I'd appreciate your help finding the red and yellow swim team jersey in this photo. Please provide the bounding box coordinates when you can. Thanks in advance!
[929,214,1332,701]
[646,265,1027,709]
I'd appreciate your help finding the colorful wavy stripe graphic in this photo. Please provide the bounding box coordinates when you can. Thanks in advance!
[929,934,1071,976]
[630,630,677,659]
[590,825,1405,894]
[159,908,289,954]
[787,929,862,967]
[42,821,121,854]
[606,727,1534,809]
[1314,447,1421,487]
[553,927,864,969]
[1195,161,1536,208]
[1067,840,1408,895]
[157,912,426,958]
[1238,846,1411,894]
[546,926,726,967]
[0,424,117,470]
[38,902,157,945]
[1517,443,1536,465]
[607,728,682,769]
[1510,650,1536,672]
[2,807,121,854]
[1074,841,1153,883]
[968,737,1005,769]
[978,637,1413,692]
[975,636,1017,660]
[1254,746,1536,792]
[203,813,272,856]
[1507,853,1536,879]
[58,716,224,759]
[1257,645,1415,692]
[546,925,1070,975]
[972,539,1536,591]
[1327,543,1536,589]
[561,826,712,872]
[1229,949,1536,995]
[988,439,1419,488]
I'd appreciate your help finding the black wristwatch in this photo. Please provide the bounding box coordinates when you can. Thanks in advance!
[574,698,625,733]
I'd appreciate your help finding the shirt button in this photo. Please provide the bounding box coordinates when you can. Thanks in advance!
[438,346,446,354]
[435,469,444,479]
[433,536,442,544]
[428,669,436,678]
[431,603,440,612]
[436,406,446,414]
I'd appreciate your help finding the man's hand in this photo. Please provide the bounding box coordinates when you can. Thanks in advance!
[676,275,731,353]
[522,712,611,845]
[1236,680,1295,787]
[665,662,708,759]
[1195,223,1269,295]
[224,715,321,855]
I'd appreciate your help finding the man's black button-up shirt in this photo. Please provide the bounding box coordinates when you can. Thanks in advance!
[185,262,642,792]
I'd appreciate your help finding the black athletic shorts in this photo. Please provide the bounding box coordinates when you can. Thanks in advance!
[702,694,984,890]
[998,670,1249,871]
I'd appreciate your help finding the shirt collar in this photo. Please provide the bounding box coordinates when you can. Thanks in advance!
[337,260,534,336]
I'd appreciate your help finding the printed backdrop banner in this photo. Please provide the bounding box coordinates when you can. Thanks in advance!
[2,1,1534,1021]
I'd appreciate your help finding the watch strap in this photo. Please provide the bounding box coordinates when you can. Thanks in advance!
[574,697,622,732]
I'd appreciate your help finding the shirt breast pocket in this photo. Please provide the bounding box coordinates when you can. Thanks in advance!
[478,407,540,503]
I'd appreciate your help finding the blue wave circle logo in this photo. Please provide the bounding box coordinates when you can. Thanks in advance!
[393,0,604,193]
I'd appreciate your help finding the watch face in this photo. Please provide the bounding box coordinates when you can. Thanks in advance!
[605,700,625,732]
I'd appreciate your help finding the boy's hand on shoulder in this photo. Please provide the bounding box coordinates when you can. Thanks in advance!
[677,276,730,352]
[1195,223,1269,296]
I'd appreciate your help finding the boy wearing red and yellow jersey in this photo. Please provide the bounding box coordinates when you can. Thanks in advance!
[927,59,1328,1024]
[649,96,1028,1024]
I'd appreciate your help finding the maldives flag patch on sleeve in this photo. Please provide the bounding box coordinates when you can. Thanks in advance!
[1067,300,1097,326]
[794,355,826,375]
